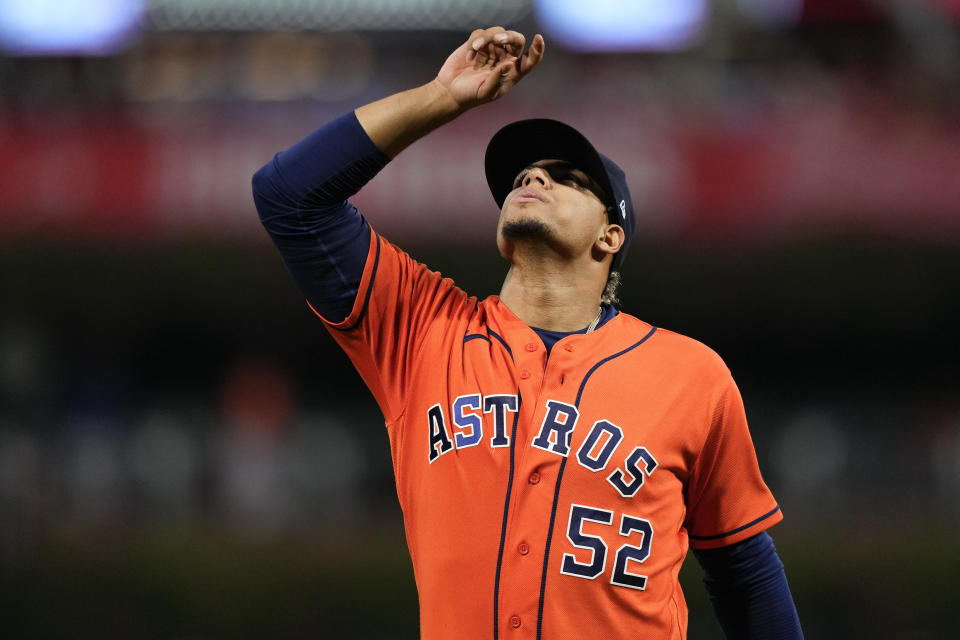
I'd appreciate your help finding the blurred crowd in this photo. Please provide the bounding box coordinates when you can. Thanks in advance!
[0,335,377,549]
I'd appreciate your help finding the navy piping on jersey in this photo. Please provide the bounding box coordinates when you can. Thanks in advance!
[492,392,522,640]
[533,303,618,355]
[689,505,782,541]
[463,325,519,637]
[536,326,659,639]
[487,329,513,360]
[464,330,514,361]
[329,233,381,332]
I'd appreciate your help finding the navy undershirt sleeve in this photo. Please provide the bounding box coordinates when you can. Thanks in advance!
[252,111,390,322]
[692,532,804,639]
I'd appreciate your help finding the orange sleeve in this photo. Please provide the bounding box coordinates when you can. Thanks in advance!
[684,376,783,549]
[310,228,469,423]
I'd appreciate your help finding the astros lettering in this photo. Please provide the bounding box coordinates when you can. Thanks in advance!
[427,394,658,496]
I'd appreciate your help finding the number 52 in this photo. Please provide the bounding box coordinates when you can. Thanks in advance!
[560,504,653,590]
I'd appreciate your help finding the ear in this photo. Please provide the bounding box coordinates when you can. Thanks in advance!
[595,223,625,257]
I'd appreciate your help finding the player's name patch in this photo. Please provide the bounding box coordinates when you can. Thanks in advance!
[427,394,658,497]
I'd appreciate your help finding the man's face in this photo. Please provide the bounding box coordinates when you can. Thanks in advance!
[497,159,611,261]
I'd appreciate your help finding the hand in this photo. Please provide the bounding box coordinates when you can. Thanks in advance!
[436,27,545,109]
[354,27,544,158]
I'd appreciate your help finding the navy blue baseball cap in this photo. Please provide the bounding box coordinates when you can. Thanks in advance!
[484,118,635,271]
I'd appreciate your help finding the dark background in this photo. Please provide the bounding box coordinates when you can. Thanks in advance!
[2,1,959,638]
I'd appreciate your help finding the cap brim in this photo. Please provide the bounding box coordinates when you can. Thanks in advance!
[484,119,615,211]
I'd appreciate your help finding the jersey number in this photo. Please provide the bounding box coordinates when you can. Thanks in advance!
[560,504,653,590]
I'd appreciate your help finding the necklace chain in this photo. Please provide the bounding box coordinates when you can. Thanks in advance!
[586,306,603,333]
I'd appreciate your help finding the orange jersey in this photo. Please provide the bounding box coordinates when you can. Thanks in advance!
[316,229,782,639]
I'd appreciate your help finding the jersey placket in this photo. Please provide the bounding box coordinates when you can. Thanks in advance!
[496,337,579,639]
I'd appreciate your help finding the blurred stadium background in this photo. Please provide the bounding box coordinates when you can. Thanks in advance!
[1,0,959,637]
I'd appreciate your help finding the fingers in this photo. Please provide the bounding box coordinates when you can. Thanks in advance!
[493,30,526,57]
[519,34,545,76]
[494,33,543,86]
[469,27,525,53]
[465,27,529,63]
[459,27,545,103]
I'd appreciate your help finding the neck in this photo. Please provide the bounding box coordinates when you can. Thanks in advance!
[498,257,605,332]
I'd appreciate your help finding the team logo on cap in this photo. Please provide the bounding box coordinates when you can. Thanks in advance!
[619,200,626,220]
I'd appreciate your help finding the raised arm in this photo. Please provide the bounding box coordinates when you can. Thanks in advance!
[357,27,545,157]
[252,27,544,321]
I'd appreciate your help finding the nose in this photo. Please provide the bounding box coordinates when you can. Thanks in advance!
[522,166,551,189]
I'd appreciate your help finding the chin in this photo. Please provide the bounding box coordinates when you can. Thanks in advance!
[500,217,553,242]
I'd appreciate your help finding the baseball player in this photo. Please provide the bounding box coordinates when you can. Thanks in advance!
[253,27,803,639]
